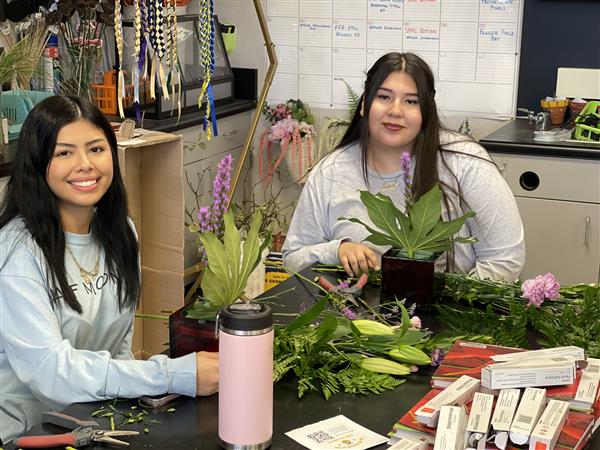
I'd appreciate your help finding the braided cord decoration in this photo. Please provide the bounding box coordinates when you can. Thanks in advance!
[133,0,142,106]
[114,0,126,118]
[167,0,182,120]
[147,0,158,98]
[197,0,218,139]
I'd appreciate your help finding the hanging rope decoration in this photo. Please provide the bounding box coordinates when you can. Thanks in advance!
[165,0,181,119]
[114,0,126,118]
[132,0,142,119]
[197,0,218,140]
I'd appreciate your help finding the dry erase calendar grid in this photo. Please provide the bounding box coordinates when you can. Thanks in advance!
[265,0,524,118]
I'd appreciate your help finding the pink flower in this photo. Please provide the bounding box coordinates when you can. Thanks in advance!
[521,273,560,307]
[410,316,422,329]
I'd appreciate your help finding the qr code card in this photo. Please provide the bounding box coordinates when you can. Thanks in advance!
[285,415,387,449]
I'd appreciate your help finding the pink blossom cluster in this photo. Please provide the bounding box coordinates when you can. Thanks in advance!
[264,103,292,123]
[268,118,315,143]
[521,272,560,307]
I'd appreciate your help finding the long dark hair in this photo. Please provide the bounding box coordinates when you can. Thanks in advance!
[337,52,445,201]
[0,95,140,313]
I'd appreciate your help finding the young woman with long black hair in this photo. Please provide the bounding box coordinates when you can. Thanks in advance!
[0,95,218,443]
[283,52,525,281]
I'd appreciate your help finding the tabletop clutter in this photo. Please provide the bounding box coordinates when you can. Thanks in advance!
[388,341,600,450]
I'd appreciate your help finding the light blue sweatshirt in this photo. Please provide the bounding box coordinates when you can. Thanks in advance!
[0,218,196,443]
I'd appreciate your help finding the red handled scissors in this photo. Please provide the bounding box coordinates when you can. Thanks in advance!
[14,411,139,448]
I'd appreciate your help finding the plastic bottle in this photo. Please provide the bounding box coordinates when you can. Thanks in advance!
[218,302,273,449]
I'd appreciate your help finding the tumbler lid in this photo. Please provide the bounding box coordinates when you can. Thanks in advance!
[219,302,272,334]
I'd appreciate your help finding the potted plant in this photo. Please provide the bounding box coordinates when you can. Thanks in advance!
[170,210,270,356]
[340,153,476,308]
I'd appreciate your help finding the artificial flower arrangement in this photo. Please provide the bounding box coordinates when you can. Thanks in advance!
[258,99,317,183]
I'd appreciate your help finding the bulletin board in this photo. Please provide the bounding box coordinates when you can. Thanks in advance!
[265,0,524,119]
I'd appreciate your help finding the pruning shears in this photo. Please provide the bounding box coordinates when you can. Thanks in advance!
[14,411,139,448]
[317,273,369,307]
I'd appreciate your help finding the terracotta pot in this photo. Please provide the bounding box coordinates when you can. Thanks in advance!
[169,303,218,357]
[380,249,440,310]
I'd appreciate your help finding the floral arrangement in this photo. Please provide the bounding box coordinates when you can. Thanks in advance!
[258,99,317,183]
[44,0,113,99]
[340,152,477,260]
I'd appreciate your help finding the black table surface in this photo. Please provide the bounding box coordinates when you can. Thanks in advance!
[6,269,600,449]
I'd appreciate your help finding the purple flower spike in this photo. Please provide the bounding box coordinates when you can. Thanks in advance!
[401,152,413,210]
[521,273,560,307]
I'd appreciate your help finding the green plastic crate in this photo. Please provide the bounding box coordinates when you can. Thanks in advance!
[574,101,600,142]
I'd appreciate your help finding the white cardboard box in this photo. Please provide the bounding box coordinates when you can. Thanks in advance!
[481,357,576,390]
[388,436,428,450]
[117,131,184,358]
[415,375,480,427]
[434,405,467,450]
[465,392,494,450]
[491,388,521,450]
[509,387,547,446]
[490,346,585,363]
[529,399,570,450]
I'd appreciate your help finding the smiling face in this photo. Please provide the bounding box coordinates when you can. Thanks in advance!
[366,70,423,155]
[46,119,114,232]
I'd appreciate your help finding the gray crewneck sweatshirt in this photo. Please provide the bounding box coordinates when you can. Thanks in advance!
[283,132,525,282]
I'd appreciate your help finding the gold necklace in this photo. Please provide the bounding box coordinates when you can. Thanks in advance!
[372,170,403,191]
[66,245,100,285]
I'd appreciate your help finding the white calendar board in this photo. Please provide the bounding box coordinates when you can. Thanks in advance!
[265,0,524,119]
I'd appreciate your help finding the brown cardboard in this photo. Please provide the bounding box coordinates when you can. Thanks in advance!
[117,131,184,359]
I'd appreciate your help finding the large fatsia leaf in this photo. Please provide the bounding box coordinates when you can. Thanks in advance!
[237,210,263,299]
[198,231,232,306]
[359,191,406,245]
[415,211,476,252]
[340,216,401,247]
[223,211,242,301]
[407,185,442,249]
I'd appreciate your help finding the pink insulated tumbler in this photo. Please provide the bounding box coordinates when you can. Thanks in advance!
[218,303,273,449]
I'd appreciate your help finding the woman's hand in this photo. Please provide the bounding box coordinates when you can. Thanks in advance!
[196,351,219,396]
[337,242,379,277]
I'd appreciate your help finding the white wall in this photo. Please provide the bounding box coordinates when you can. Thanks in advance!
[194,1,510,228]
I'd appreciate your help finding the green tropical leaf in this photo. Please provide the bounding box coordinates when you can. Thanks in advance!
[407,185,442,248]
[237,210,263,298]
[287,297,327,332]
[415,211,476,253]
[223,212,242,300]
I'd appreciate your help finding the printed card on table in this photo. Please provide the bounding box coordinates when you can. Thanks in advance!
[286,415,387,450]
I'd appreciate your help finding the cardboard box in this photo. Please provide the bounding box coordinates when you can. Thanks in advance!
[465,392,494,450]
[529,399,570,450]
[490,346,584,363]
[117,131,184,358]
[433,405,467,450]
[509,387,547,446]
[481,357,576,390]
[415,375,480,427]
[491,389,521,450]
[388,436,428,450]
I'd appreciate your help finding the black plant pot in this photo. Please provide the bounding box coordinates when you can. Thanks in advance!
[169,304,219,357]
[381,249,440,310]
